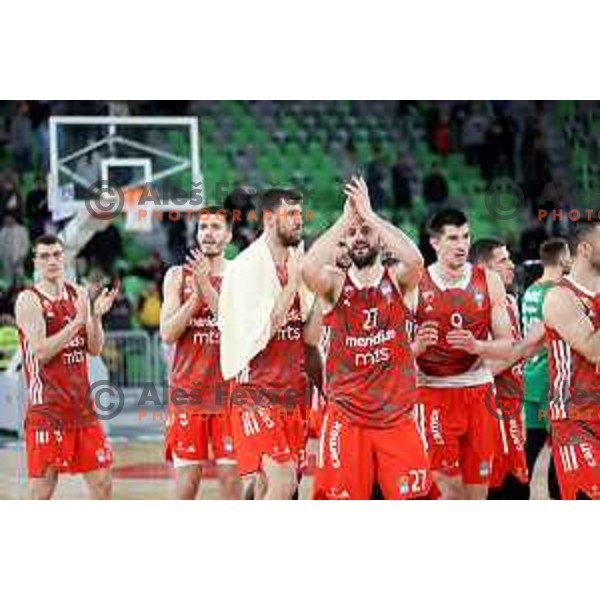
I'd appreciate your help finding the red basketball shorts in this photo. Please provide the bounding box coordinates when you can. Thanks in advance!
[312,403,431,500]
[489,398,528,489]
[230,402,307,477]
[418,384,496,485]
[25,420,113,479]
[164,409,235,466]
[551,419,600,500]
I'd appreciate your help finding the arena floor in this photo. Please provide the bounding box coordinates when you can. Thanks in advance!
[0,434,550,500]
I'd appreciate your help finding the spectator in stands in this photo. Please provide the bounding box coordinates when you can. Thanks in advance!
[423,163,449,207]
[27,101,51,170]
[0,314,19,371]
[366,146,387,211]
[521,114,550,205]
[539,178,575,238]
[391,153,413,211]
[340,140,360,182]
[137,250,165,284]
[519,213,550,262]
[25,175,50,240]
[480,115,515,181]
[432,112,450,157]
[225,186,257,250]
[104,287,133,331]
[0,213,30,284]
[81,224,122,275]
[461,103,489,166]
[10,101,32,172]
[163,216,188,265]
[0,169,23,218]
[137,280,162,334]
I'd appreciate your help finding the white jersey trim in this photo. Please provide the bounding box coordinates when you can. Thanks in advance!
[417,364,493,388]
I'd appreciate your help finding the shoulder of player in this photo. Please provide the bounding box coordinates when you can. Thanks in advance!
[14,289,43,324]
[542,284,577,322]
[323,264,347,283]
[15,288,41,309]
[481,267,504,294]
[164,265,184,285]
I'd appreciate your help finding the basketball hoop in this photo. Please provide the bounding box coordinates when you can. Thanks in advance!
[121,186,153,232]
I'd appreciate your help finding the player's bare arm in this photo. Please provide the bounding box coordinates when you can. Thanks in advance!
[303,298,324,394]
[85,283,118,356]
[15,289,87,364]
[302,208,351,307]
[485,320,545,375]
[345,176,424,294]
[160,266,200,344]
[543,285,600,363]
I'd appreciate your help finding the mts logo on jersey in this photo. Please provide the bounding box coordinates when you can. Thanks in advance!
[344,307,397,367]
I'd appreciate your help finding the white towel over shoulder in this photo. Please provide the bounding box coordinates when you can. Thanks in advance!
[218,235,314,380]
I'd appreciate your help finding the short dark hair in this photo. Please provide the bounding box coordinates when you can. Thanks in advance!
[32,234,64,254]
[198,204,233,227]
[569,219,600,254]
[469,238,506,265]
[539,237,568,266]
[256,188,303,220]
[427,208,468,237]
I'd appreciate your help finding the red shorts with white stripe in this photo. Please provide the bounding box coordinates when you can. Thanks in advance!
[489,398,528,489]
[313,403,431,500]
[230,400,307,477]
[419,384,496,485]
[164,410,235,466]
[25,420,113,479]
[551,419,600,500]
[307,388,326,439]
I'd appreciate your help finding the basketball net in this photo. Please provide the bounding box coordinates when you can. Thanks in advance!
[121,186,153,233]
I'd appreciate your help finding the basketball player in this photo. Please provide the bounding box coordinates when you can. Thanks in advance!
[304,176,430,500]
[470,238,540,499]
[521,238,570,499]
[15,234,117,500]
[413,209,534,500]
[219,188,320,500]
[543,220,600,500]
[161,206,241,499]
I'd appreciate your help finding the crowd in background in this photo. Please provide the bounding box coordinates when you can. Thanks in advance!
[0,100,596,358]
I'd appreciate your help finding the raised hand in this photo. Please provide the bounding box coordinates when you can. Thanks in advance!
[73,286,90,327]
[93,283,119,317]
[344,175,373,221]
[187,248,211,292]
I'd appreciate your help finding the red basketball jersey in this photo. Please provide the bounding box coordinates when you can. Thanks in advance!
[169,266,229,413]
[237,264,308,411]
[415,263,492,378]
[324,268,416,428]
[495,293,524,398]
[19,283,92,429]
[546,277,600,422]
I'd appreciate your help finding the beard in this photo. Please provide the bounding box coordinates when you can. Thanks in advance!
[200,242,222,257]
[276,224,302,247]
[349,246,379,269]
